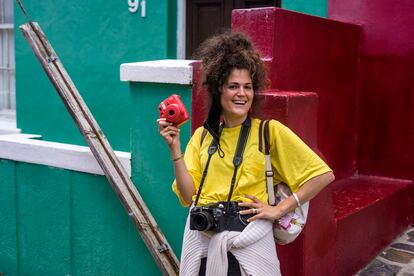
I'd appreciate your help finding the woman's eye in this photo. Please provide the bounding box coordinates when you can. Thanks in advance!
[229,85,238,90]
[245,86,253,90]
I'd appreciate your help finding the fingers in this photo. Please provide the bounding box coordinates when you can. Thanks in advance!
[238,194,263,209]
[157,118,170,131]
[156,118,181,147]
[238,202,261,209]
[238,197,279,222]
[161,126,180,135]
[157,119,179,135]
[247,213,265,222]
[244,208,272,222]
[244,194,261,203]
[239,206,261,215]
[238,208,265,222]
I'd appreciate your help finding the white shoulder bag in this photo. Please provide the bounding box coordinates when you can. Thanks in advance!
[260,120,309,245]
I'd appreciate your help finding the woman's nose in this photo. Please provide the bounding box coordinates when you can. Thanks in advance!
[237,86,246,95]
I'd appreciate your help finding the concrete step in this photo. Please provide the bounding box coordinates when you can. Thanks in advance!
[332,175,414,275]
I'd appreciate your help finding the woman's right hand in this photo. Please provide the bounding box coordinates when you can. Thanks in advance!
[157,118,181,150]
[157,118,194,204]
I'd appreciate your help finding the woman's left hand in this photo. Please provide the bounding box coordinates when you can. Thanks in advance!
[239,195,282,222]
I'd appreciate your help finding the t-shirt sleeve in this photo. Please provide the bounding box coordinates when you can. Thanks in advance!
[172,127,204,206]
[269,120,332,192]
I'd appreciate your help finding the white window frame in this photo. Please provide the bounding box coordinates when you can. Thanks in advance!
[0,23,15,110]
[177,0,186,59]
[0,0,17,131]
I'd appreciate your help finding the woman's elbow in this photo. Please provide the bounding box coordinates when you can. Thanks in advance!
[326,171,335,185]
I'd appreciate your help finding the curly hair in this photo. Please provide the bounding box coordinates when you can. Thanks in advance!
[194,31,268,112]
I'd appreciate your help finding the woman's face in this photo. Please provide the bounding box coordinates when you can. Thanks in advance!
[220,68,254,127]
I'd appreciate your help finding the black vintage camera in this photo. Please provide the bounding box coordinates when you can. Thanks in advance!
[189,201,253,233]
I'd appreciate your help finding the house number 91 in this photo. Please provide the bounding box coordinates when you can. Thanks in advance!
[128,0,146,17]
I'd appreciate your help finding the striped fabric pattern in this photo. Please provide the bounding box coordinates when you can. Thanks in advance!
[180,212,281,276]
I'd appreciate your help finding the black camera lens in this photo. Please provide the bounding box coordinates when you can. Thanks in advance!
[191,212,215,231]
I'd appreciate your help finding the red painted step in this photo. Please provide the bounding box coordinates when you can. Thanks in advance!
[332,175,414,275]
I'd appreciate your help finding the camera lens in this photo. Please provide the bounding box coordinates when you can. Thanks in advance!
[191,212,214,231]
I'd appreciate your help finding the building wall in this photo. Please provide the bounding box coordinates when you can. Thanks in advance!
[282,0,327,17]
[0,58,194,274]
[329,0,414,180]
[15,1,177,151]
[6,1,334,274]
[129,80,193,262]
[13,0,325,153]
[0,159,163,275]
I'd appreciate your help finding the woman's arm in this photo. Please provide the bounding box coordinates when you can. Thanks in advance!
[240,171,335,222]
[157,118,195,205]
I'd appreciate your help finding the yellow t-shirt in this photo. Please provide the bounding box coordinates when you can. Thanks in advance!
[172,118,332,207]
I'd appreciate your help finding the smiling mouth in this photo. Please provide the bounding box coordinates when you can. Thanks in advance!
[232,100,247,105]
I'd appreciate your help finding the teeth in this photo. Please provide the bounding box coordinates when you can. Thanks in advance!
[233,100,246,104]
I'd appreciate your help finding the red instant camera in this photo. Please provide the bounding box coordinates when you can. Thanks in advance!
[158,94,189,127]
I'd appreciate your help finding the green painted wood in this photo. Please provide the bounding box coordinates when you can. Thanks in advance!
[130,82,192,262]
[167,0,178,58]
[70,172,158,275]
[2,159,174,275]
[0,160,18,275]
[282,0,327,17]
[16,163,71,275]
[15,1,177,151]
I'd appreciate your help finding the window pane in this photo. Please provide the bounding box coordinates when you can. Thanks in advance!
[1,0,14,24]
[0,0,15,112]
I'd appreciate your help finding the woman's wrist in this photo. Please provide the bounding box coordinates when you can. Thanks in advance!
[171,153,184,162]
[170,147,183,162]
[271,205,284,221]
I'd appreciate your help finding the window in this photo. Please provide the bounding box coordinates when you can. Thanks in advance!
[0,0,15,120]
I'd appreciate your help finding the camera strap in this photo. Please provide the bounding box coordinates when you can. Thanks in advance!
[193,117,252,208]
[225,117,251,211]
[193,125,222,207]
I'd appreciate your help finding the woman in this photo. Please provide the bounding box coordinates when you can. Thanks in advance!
[157,32,334,276]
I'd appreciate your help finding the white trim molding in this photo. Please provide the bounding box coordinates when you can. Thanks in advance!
[177,0,186,59]
[0,23,13,29]
[120,59,195,85]
[0,134,131,176]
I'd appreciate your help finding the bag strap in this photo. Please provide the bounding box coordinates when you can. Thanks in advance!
[261,121,305,211]
[259,120,276,205]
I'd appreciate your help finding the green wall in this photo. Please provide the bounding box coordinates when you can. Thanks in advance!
[0,80,193,275]
[129,82,192,254]
[15,1,177,151]
[282,0,327,17]
[0,160,18,275]
[0,159,162,275]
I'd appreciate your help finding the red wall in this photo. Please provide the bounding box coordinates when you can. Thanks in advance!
[329,0,414,180]
[189,6,414,274]
[233,8,362,179]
